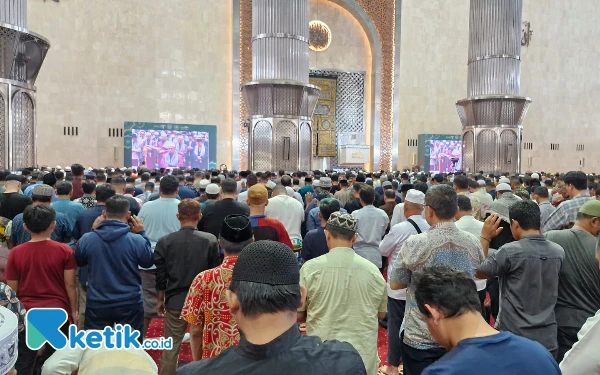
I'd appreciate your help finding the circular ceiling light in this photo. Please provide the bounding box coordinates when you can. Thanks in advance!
[309,20,332,52]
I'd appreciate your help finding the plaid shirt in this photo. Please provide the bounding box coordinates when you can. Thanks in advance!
[542,193,593,232]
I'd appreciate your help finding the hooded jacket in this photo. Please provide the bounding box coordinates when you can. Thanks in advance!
[75,219,153,309]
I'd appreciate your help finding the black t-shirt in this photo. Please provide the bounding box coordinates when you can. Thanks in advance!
[0,192,32,220]
[197,198,250,238]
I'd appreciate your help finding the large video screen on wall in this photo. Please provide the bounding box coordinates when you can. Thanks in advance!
[124,122,217,170]
[418,134,462,173]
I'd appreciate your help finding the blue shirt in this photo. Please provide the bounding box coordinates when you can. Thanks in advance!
[73,205,106,285]
[301,226,328,262]
[10,211,72,246]
[307,205,347,231]
[51,198,84,230]
[23,181,42,196]
[177,185,196,199]
[422,331,560,375]
[138,197,181,270]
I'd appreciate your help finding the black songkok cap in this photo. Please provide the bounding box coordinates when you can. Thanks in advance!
[220,214,253,242]
[232,241,299,285]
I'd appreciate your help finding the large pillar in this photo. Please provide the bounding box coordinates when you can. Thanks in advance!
[0,0,50,170]
[456,0,531,174]
[242,0,320,172]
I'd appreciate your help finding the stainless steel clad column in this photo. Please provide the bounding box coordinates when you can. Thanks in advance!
[456,0,531,175]
[0,0,50,170]
[242,0,321,172]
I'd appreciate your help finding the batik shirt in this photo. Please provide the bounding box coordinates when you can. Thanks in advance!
[180,256,240,359]
[0,282,26,332]
[10,211,72,246]
[390,222,484,350]
[75,195,97,209]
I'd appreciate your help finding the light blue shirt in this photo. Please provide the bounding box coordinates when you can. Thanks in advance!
[351,205,390,268]
[137,197,180,270]
[51,198,84,230]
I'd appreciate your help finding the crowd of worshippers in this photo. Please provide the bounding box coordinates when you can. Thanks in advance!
[0,165,599,374]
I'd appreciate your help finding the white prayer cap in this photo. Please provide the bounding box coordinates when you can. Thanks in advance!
[531,173,540,180]
[198,179,210,189]
[498,177,511,184]
[477,179,486,186]
[0,306,18,374]
[285,186,295,197]
[206,183,220,195]
[55,165,62,170]
[405,189,425,205]
[496,183,512,192]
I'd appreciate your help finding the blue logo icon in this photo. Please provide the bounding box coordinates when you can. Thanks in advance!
[26,308,68,350]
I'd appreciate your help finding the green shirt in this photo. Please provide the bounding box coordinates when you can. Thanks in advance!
[299,247,387,375]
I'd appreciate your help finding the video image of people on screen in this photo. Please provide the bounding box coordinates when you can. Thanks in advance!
[430,140,461,173]
[131,129,209,170]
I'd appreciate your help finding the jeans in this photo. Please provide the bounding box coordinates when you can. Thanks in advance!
[85,303,144,343]
[387,298,406,367]
[160,308,188,375]
[400,331,446,375]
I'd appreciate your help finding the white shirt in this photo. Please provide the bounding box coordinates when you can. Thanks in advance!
[379,215,430,300]
[265,195,304,241]
[455,215,486,291]
[285,186,303,205]
[236,178,247,194]
[560,309,600,374]
[237,190,249,203]
[390,202,425,227]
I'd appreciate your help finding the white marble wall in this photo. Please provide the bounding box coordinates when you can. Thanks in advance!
[396,0,600,173]
[28,0,232,168]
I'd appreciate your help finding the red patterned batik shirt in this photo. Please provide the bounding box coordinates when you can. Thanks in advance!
[180,255,240,359]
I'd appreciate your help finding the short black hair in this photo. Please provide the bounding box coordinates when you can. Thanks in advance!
[415,265,481,318]
[340,179,349,187]
[82,180,96,195]
[509,200,541,231]
[400,183,415,193]
[31,194,52,203]
[55,181,73,196]
[126,176,136,184]
[54,171,65,180]
[111,176,126,185]
[433,174,444,183]
[564,171,588,191]
[281,176,292,187]
[229,280,301,318]
[95,184,116,203]
[453,175,469,190]
[401,173,409,180]
[96,173,107,182]
[125,186,135,194]
[42,173,57,187]
[141,173,151,181]
[384,190,396,199]
[330,174,339,182]
[352,182,363,193]
[23,205,56,234]
[533,186,549,198]
[221,179,237,194]
[467,180,480,190]
[319,198,341,221]
[425,185,458,220]
[414,182,428,194]
[144,181,155,191]
[457,195,472,212]
[159,175,179,195]
[105,195,131,218]
[210,176,221,184]
[0,170,10,181]
[359,185,375,205]
[71,164,85,176]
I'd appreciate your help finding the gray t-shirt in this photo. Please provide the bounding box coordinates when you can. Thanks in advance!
[544,229,600,330]
[478,234,565,351]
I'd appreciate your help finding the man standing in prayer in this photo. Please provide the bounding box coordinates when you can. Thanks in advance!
[138,175,181,338]
[155,199,221,375]
[299,212,386,375]
[351,185,389,269]
[75,196,153,336]
[180,214,254,360]
[477,201,565,358]
[51,181,84,232]
[265,185,304,252]
[302,198,342,263]
[532,186,557,225]
[378,189,429,375]
[390,184,484,375]
[178,240,366,374]
[198,179,249,239]
[74,180,97,209]
[543,171,593,231]
[245,184,293,247]
[544,199,600,361]
[0,174,31,220]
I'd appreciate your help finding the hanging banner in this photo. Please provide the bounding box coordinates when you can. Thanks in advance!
[310,76,337,157]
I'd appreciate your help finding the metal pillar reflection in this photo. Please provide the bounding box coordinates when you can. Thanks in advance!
[241,0,320,172]
[0,0,50,170]
[456,0,531,174]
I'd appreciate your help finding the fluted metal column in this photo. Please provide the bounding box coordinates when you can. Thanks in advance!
[0,0,50,170]
[456,0,531,174]
[0,0,27,28]
[242,0,320,172]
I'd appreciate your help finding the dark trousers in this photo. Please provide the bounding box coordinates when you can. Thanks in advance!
[478,289,490,322]
[387,298,406,367]
[16,324,69,375]
[400,331,446,375]
[85,303,144,343]
[557,325,579,362]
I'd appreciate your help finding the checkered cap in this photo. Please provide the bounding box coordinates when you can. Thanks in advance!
[327,212,357,232]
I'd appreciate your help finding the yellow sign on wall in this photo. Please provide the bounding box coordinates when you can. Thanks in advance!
[310,76,337,157]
